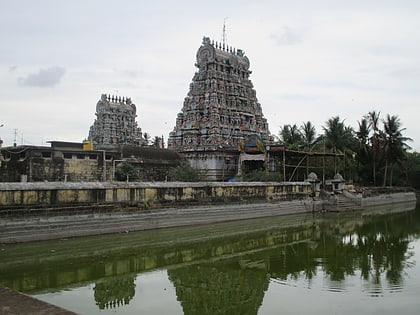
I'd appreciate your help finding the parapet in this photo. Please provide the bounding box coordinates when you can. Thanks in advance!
[100,93,132,105]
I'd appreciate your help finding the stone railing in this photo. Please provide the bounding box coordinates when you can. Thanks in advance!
[0,181,312,213]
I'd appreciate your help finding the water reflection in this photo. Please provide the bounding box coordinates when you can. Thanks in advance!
[94,275,136,309]
[0,202,419,314]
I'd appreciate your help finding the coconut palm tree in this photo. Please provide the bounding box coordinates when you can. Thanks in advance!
[367,111,381,186]
[301,121,317,176]
[382,114,411,186]
[142,132,151,146]
[301,121,317,150]
[356,117,371,183]
[356,118,370,159]
[278,124,303,149]
[323,116,355,174]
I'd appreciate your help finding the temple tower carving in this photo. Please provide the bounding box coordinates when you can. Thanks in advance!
[168,37,270,151]
[88,94,144,146]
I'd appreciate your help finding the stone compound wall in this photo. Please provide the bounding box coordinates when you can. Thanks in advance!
[0,182,312,212]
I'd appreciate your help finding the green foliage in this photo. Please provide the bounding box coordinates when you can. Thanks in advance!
[115,162,139,182]
[168,162,206,182]
[277,112,413,187]
[242,170,283,182]
[278,124,303,149]
[402,151,420,189]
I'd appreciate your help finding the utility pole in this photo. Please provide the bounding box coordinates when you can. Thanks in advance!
[13,129,18,147]
[0,124,3,148]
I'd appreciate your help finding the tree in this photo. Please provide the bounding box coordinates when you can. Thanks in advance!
[322,116,355,174]
[142,132,151,146]
[115,162,139,182]
[356,118,370,159]
[168,162,206,182]
[355,117,371,184]
[301,121,317,176]
[382,114,411,186]
[152,136,164,148]
[278,124,303,149]
[403,151,420,189]
[367,111,381,186]
[301,121,317,150]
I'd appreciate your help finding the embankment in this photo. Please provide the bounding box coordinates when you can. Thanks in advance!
[0,182,416,243]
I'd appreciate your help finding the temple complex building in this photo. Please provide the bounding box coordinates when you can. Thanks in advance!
[168,37,270,151]
[88,94,144,146]
[168,37,272,180]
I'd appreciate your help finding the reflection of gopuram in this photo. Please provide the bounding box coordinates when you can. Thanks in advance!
[168,262,269,315]
[94,275,136,310]
[88,94,144,146]
[168,37,270,151]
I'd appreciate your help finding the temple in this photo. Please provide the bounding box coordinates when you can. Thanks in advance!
[168,37,270,151]
[88,94,144,146]
[168,37,272,180]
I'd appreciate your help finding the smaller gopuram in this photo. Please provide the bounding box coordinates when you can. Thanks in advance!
[88,94,144,146]
[168,37,271,180]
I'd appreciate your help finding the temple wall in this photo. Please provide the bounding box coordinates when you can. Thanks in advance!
[183,151,238,181]
[0,182,312,211]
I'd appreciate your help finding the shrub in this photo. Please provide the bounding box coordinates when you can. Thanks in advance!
[168,162,206,182]
[115,162,139,181]
[242,170,283,182]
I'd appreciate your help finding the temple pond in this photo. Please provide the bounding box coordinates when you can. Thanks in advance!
[1,202,419,314]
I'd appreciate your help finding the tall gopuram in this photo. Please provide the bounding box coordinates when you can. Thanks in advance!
[88,94,144,146]
[168,37,271,180]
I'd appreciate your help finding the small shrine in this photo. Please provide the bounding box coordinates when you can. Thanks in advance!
[305,172,321,196]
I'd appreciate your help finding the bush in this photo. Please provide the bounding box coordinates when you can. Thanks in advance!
[242,170,283,182]
[168,162,206,182]
[115,162,139,181]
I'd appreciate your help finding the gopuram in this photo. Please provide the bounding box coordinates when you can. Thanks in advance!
[168,37,272,180]
[88,94,144,146]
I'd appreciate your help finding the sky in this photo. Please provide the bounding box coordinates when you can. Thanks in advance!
[1,0,420,151]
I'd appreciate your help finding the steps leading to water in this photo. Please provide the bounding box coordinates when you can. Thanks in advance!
[0,200,312,243]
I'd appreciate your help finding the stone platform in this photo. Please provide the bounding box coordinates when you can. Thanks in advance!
[0,287,78,315]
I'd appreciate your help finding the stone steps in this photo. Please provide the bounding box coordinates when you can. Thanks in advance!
[0,200,312,243]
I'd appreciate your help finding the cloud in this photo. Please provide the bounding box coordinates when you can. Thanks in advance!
[18,66,65,87]
[271,27,302,46]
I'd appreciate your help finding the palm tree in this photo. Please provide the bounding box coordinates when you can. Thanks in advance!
[279,124,303,149]
[382,114,411,186]
[323,116,355,174]
[367,111,381,186]
[152,136,163,148]
[301,121,317,176]
[356,117,371,183]
[301,121,317,150]
[142,132,151,146]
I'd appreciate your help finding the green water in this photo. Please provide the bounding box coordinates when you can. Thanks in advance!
[1,202,419,314]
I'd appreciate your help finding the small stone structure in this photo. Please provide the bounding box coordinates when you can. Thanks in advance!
[305,172,321,196]
[326,173,346,193]
[88,94,144,146]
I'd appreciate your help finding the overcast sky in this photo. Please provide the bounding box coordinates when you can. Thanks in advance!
[1,0,419,151]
